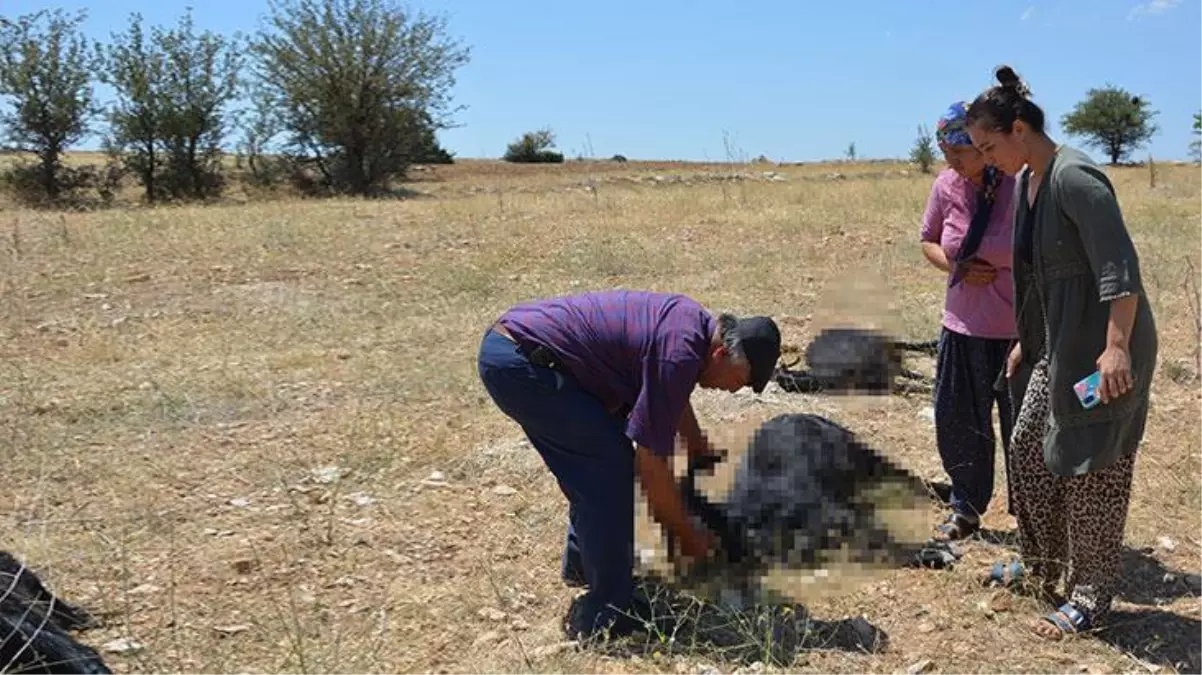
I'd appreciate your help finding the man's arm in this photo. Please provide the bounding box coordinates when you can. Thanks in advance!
[626,351,717,563]
[635,444,714,560]
[676,401,717,461]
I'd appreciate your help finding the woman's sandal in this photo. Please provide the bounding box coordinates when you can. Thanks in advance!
[934,512,980,541]
[983,560,1026,588]
[1031,602,1091,640]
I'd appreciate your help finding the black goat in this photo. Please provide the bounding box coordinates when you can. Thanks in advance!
[671,413,955,608]
[0,551,111,674]
[774,327,938,395]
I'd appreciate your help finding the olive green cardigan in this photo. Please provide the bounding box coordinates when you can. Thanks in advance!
[1005,145,1158,477]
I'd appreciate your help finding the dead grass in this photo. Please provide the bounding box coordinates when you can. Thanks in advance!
[0,158,1198,674]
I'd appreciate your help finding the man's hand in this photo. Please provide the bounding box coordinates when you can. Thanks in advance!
[634,444,717,564]
[673,523,716,562]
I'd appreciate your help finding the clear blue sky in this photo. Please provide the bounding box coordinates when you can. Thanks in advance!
[7,0,1202,162]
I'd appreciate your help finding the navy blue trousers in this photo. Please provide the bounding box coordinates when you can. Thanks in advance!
[476,328,634,632]
[933,327,1015,520]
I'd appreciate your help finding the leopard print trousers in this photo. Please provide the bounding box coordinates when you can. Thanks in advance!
[1008,358,1137,621]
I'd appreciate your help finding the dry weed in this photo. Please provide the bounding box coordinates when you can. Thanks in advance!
[0,159,1198,674]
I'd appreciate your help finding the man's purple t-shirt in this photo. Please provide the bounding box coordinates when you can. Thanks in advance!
[497,290,716,458]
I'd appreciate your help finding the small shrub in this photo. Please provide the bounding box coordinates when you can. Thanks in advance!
[910,125,935,174]
[504,128,565,163]
[417,144,455,164]
[0,158,124,209]
[242,153,290,189]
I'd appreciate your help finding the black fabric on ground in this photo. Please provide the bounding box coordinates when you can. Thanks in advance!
[0,551,111,674]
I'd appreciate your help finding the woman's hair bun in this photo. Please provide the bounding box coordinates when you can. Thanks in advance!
[994,65,1031,98]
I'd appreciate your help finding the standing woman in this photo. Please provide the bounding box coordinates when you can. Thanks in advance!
[919,101,1018,542]
[965,65,1158,640]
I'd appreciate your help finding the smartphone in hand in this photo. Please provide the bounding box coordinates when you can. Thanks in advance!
[1073,370,1103,409]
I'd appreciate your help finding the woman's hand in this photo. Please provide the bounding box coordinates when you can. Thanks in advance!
[1005,342,1022,378]
[963,259,998,286]
[1098,295,1140,404]
[1096,343,1134,404]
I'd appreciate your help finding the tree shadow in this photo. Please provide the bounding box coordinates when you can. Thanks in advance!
[1116,547,1202,606]
[579,580,888,667]
[380,185,436,200]
[952,533,1200,607]
[922,478,953,505]
[1095,608,1201,674]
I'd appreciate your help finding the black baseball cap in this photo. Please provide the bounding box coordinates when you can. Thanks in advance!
[735,316,782,393]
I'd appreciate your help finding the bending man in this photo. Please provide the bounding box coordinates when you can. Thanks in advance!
[476,289,782,639]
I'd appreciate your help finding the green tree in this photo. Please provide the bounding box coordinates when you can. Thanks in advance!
[1060,85,1158,165]
[156,9,244,200]
[0,9,97,204]
[96,13,169,202]
[97,10,243,202]
[1190,111,1200,163]
[250,0,471,196]
[910,124,935,174]
[503,128,564,163]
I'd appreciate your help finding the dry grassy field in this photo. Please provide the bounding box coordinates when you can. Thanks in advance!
[1,157,1199,674]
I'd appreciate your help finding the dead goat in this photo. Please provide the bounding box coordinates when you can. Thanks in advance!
[774,327,938,395]
[669,413,957,608]
[0,551,111,674]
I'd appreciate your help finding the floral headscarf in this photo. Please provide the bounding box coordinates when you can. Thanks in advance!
[935,101,974,147]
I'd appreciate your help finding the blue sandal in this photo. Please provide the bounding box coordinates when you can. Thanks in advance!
[935,512,980,541]
[984,560,1025,588]
[1036,602,1091,639]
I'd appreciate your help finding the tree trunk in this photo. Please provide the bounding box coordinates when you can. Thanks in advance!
[307,139,331,187]
[145,141,157,203]
[188,135,199,199]
[347,143,369,196]
[40,146,60,203]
